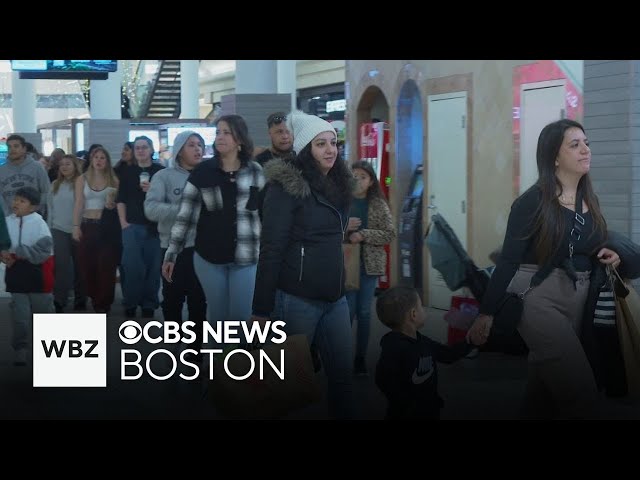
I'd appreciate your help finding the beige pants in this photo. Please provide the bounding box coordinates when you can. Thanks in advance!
[508,264,598,419]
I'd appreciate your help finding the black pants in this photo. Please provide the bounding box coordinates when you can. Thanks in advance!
[161,247,207,352]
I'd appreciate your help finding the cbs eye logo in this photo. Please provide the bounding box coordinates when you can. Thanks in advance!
[119,321,142,345]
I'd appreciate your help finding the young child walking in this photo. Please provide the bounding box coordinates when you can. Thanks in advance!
[2,187,55,366]
[375,286,476,419]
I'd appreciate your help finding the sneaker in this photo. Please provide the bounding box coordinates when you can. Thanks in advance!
[13,349,27,366]
[141,308,155,319]
[465,347,479,359]
[354,356,368,376]
[125,307,137,318]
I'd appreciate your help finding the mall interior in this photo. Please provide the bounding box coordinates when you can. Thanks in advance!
[1,60,639,419]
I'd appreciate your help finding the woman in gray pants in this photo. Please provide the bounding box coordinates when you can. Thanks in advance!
[469,119,621,419]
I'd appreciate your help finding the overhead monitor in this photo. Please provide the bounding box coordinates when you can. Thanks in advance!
[11,60,117,80]
[11,60,117,72]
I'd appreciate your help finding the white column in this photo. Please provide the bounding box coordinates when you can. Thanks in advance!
[277,60,297,111]
[180,60,200,119]
[235,60,277,94]
[90,60,123,119]
[11,72,36,132]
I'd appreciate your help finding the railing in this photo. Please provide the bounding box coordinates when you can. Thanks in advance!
[127,60,161,118]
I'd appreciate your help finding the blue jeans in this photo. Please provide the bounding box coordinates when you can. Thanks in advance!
[346,270,379,359]
[121,224,162,310]
[193,252,256,348]
[273,289,355,419]
[11,293,54,351]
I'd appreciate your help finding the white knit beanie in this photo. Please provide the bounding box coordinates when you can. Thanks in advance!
[287,111,336,154]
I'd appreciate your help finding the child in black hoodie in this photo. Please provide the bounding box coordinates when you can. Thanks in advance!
[375,286,475,419]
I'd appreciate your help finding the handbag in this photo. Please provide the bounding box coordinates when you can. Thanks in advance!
[343,243,361,291]
[208,334,322,419]
[609,265,640,399]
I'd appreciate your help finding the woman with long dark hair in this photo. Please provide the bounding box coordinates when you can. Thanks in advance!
[251,112,355,419]
[469,119,620,419]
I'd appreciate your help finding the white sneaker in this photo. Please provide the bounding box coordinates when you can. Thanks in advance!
[13,349,27,366]
[465,348,479,359]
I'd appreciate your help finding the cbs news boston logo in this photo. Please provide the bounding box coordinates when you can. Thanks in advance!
[33,314,107,387]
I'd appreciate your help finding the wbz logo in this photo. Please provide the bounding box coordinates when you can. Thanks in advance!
[41,339,99,358]
[33,314,107,387]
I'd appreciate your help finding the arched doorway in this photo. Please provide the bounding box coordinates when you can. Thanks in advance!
[395,80,424,293]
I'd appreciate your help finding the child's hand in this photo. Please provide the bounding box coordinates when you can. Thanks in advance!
[0,251,12,265]
[4,255,16,268]
[349,232,364,244]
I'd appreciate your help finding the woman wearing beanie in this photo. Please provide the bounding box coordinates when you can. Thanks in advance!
[252,111,356,419]
[146,131,207,363]
[163,116,264,354]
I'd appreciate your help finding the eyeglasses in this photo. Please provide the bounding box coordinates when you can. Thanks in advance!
[268,115,286,127]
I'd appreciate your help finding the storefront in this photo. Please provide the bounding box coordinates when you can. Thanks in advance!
[297,83,346,121]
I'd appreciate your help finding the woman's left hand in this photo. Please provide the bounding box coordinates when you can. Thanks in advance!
[597,247,621,268]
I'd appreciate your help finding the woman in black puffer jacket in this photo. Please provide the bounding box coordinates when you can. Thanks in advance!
[251,112,355,419]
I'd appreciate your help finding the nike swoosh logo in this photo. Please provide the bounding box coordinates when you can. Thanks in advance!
[411,367,434,384]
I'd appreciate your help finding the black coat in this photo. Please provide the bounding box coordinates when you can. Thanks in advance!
[581,230,640,395]
[252,159,350,316]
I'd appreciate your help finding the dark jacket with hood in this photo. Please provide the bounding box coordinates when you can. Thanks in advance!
[252,159,351,316]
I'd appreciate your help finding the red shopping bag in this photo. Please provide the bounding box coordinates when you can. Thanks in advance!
[445,296,479,345]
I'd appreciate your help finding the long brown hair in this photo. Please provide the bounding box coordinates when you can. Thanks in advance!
[531,119,607,264]
[52,155,83,194]
[86,147,119,189]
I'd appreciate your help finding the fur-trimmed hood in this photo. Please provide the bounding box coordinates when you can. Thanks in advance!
[263,158,312,199]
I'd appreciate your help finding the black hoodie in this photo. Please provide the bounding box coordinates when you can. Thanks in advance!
[375,331,472,419]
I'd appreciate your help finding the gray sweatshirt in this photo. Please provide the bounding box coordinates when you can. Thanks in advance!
[0,157,51,217]
[144,164,196,249]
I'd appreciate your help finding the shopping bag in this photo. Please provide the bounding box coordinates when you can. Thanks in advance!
[611,267,640,399]
[343,243,360,291]
[445,296,479,345]
[208,334,322,419]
